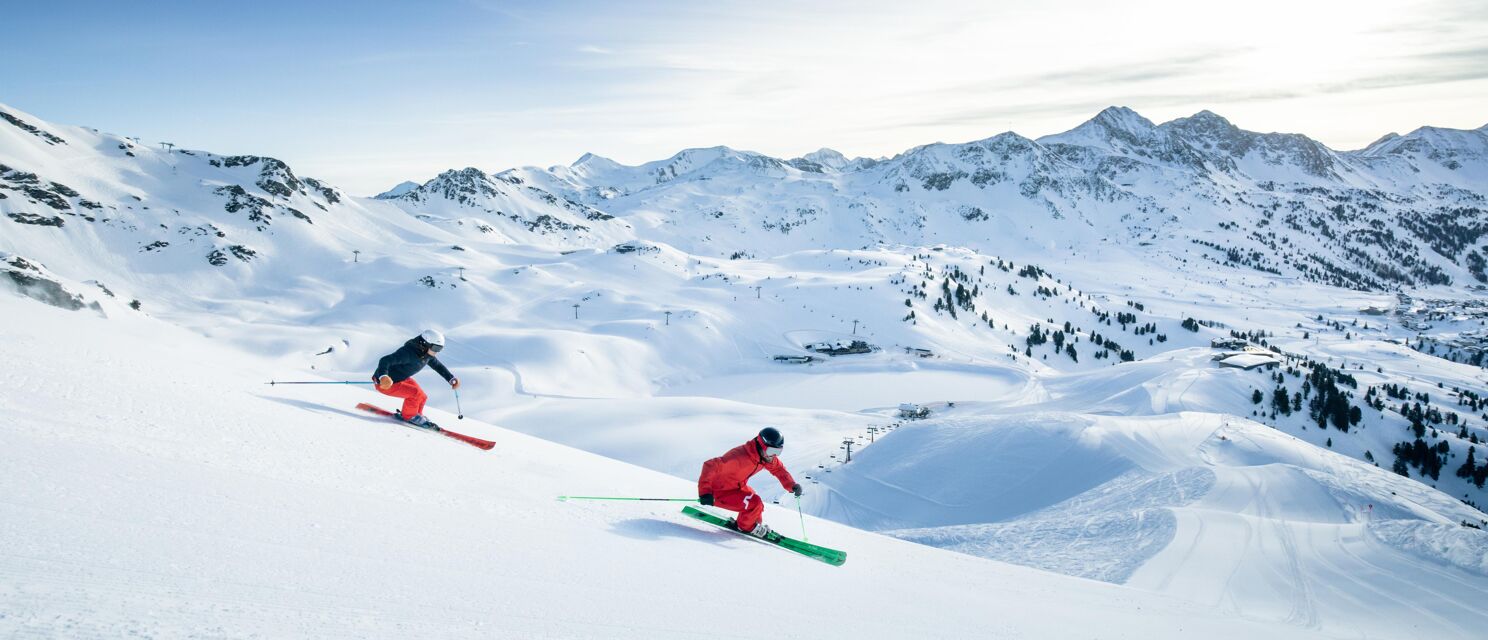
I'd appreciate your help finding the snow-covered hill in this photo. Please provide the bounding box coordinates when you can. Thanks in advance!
[3,292,1349,639]
[4,99,1488,637]
[818,408,1487,636]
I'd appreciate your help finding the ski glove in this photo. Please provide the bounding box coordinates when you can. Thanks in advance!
[450,377,460,390]
[699,494,714,506]
[791,483,803,497]
[377,375,394,390]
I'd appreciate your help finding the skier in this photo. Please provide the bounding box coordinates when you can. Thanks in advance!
[697,427,803,540]
[372,329,459,427]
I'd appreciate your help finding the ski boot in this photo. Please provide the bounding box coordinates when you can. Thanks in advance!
[405,414,440,430]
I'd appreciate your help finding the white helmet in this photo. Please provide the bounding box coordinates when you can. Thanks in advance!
[419,329,445,350]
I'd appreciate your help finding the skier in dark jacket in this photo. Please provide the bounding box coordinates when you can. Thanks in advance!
[697,427,802,540]
[373,329,459,427]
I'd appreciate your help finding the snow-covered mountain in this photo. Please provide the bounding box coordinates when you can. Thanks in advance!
[492,105,1487,292]
[380,165,630,247]
[372,180,419,199]
[7,100,1485,291]
[4,99,1488,637]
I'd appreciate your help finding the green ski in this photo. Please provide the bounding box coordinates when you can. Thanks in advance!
[681,505,847,566]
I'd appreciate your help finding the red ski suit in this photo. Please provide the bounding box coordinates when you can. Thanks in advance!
[376,378,427,420]
[697,437,796,533]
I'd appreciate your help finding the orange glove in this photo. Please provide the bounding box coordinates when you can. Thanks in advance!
[450,377,461,390]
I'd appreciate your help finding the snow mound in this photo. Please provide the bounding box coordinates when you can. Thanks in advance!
[1370,520,1488,577]
[811,410,1488,636]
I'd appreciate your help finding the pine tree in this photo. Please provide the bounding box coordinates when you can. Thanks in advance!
[1457,447,1477,480]
[1330,396,1351,432]
[1272,387,1291,415]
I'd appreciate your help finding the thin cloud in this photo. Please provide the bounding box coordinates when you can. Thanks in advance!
[1406,44,1488,65]
[924,47,1253,99]
[1318,67,1488,95]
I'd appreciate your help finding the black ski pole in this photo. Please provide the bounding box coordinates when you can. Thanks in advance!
[267,380,373,386]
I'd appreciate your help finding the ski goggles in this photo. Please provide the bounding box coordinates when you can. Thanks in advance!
[428,343,443,353]
[763,445,783,458]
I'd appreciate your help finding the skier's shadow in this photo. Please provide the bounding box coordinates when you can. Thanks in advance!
[256,395,371,421]
[609,518,731,546]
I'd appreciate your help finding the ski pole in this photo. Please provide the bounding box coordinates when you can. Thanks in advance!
[556,495,700,503]
[454,388,465,420]
[266,380,373,385]
[796,495,809,543]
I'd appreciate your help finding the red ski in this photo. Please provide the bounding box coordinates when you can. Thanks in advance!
[355,403,495,451]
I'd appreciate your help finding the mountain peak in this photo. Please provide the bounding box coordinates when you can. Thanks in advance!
[1090,106,1156,134]
[1169,110,1237,131]
[1358,124,1488,166]
[674,145,742,160]
[1036,107,1153,150]
[1160,110,1244,148]
[645,145,787,182]
[572,152,620,168]
[790,148,850,172]
[373,180,420,200]
[804,147,847,161]
[435,167,490,180]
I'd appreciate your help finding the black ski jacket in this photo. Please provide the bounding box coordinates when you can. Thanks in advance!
[373,338,454,384]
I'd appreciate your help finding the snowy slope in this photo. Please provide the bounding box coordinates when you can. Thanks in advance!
[814,409,1488,637]
[5,100,1488,638]
[0,295,1346,639]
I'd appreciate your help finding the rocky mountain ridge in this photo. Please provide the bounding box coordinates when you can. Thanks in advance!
[3,100,1486,295]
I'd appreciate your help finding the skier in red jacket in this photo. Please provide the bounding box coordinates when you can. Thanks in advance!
[697,427,803,540]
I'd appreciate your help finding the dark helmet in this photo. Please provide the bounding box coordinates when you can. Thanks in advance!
[758,427,784,448]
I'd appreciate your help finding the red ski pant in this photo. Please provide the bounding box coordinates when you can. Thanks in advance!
[712,487,764,532]
[377,378,427,420]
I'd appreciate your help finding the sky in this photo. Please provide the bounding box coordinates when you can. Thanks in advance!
[3,0,1485,195]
